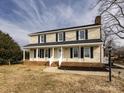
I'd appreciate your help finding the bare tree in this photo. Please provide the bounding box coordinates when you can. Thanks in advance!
[96,0,124,46]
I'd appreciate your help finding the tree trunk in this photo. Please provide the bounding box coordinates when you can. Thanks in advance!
[8,60,11,65]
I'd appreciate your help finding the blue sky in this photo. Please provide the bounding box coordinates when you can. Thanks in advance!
[0,0,99,46]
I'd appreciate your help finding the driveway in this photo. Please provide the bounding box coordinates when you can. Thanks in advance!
[112,68,124,79]
[111,63,124,79]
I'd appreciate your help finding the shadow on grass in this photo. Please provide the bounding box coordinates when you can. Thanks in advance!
[58,66,108,72]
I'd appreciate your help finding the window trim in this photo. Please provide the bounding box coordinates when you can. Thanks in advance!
[40,35,44,43]
[84,47,91,58]
[72,47,79,58]
[45,49,49,58]
[78,30,85,40]
[58,32,63,42]
[39,49,44,58]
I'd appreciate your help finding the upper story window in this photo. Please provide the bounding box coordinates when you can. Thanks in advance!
[79,30,85,40]
[58,32,63,42]
[40,35,44,43]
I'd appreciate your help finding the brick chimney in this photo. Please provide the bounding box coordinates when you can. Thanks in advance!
[95,16,101,25]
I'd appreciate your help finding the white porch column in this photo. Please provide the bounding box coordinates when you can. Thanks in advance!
[101,44,104,63]
[49,48,55,66]
[36,48,38,61]
[52,48,55,58]
[29,50,31,61]
[59,47,63,66]
[23,49,25,61]
[61,47,63,58]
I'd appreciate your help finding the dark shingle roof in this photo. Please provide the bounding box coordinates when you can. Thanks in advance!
[24,39,103,48]
[29,24,101,36]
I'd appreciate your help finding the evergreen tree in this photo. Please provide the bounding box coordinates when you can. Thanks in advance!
[0,30,22,64]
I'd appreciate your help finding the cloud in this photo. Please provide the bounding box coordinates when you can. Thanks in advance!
[0,0,101,47]
[0,18,28,45]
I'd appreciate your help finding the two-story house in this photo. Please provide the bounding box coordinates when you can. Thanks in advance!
[23,16,104,66]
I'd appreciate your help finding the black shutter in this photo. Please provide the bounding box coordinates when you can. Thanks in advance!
[38,35,40,43]
[39,49,41,58]
[63,32,65,41]
[42,49,44,58]
[34,49,36,58]
[76,31,79,40]
[38,49,40,57]
[91,47,93,58]
[48,48,50,58]
[81,47,84,58]
[70,48,73,58]
[85,29,88,39]
[56,33,58,42]
[44,34,46,43]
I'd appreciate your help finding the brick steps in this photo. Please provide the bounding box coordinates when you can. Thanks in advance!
[51,62,59,67]
[59,62,107,71]
[61,62,105,67]
[23,61,49,66]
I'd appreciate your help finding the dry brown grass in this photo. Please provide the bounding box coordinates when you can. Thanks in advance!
[0,64,123,93]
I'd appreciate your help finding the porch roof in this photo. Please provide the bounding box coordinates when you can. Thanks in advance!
[24,39,103,48]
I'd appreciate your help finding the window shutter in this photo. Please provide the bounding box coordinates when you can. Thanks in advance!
[56,33,58,42]
[48,48,50,58]
[39,49,41,58]
[76,31,79,40]
[85,29,88,39]
[81,47,84,58]
[70,48,73,58]
[44,34,46,43]
[42,49,44,58]
[38,35,40,43]
[34,49,36,58]
[90,47,93,58]
[63,32,65,41]
[38,49,40,57]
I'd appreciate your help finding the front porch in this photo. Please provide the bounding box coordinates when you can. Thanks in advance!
[23,44,103,66]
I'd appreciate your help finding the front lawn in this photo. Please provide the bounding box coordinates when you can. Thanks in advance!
[0,64,123,93]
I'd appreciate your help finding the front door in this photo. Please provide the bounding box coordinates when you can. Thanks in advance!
[57,48,61,58]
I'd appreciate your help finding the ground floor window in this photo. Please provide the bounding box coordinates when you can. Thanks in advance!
[45,49,49,58]
[70,47,93,58]
[73,47,79,58]
[38,48,50,58]
[39,49,44,58]
[84,47,90,57]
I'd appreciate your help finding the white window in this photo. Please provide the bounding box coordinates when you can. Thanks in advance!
[58,32,63,42]
[39,49,44,58]
[79,30,85,40]
[40,35,44,43]
[73,47,79,58]
[84,47,90,57]
[45,49,49,58]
